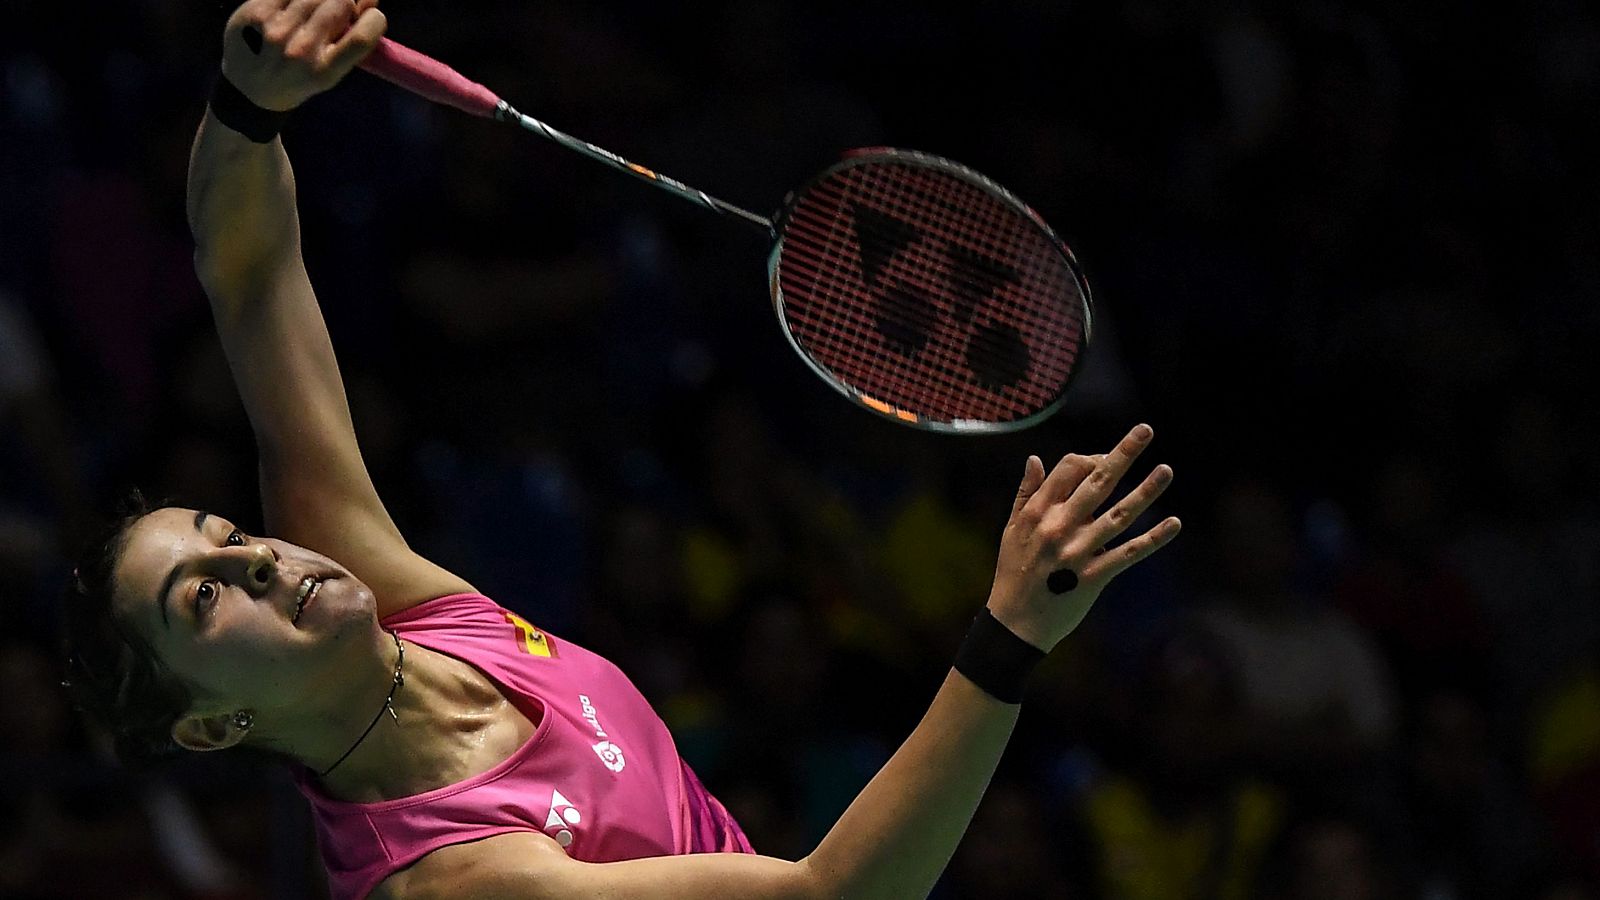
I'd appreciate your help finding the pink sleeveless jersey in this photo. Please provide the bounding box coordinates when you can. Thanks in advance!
[293,593,753,899]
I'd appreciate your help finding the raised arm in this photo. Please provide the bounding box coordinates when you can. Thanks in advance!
[189,0,473,617]
[395,427,1181,900]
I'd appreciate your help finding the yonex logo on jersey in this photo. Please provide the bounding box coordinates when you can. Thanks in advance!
[543,789,581,849]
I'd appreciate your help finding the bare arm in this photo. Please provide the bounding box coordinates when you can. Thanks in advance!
[395,428,1181,899]
[190,0,473,616]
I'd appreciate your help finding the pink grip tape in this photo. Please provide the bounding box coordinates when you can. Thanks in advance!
[358,38,501,119]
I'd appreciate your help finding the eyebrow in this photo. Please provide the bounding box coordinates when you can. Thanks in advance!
[157,510,211,628]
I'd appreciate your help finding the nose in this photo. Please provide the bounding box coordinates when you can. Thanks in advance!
[229,542,278,597]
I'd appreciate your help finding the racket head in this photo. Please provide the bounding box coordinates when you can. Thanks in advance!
[769,148,1093,434]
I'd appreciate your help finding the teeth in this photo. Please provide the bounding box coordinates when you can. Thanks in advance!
[294,577,317,623]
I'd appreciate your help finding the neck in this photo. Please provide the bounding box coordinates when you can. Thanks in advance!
[307,628,407,787]
[264,627,425,799]
[269,629,514,803]
[319,629,404,776]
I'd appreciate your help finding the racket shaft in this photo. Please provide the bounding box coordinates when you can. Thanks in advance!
[497,106,772,233]
[357,38,771,234]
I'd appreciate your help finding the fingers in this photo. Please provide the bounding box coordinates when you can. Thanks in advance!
[1009,455,1046,520]
[1087,462,1173,546]
[264,0,322,50]
[323,6,387,73]
[219,0,377,110]
[1020,453,1096,522]
[227,0,291,38]
[230,0,352,62]
[1084,516,1182,581]
[295,0,358,58]
[1031,425,1176,581]
[1063,424,1153,521]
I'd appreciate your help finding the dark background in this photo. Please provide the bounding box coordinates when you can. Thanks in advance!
[2,0,1598,896]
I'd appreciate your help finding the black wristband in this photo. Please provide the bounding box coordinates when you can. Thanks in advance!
[208,73,288,143]
[953,608,1046,704]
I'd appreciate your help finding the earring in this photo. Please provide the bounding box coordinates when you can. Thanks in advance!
[232,710,253,731]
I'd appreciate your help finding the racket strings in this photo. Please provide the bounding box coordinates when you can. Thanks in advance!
[782,215,1077,371]
[841,234,1065,392]
[836,205,1084,357]
[783,210,1083,360]
[867,169,1084,344]
[783,226,1061,420]
[779,159,1086,423]
[787,192,1077,365]
[780,274,1061,423]
[780,242,1035,416]
[822,163,1082,343]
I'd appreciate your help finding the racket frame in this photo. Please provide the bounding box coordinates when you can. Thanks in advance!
[767,148,1094,434]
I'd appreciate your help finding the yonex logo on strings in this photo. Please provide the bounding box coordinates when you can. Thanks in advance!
[851,203,1030,391]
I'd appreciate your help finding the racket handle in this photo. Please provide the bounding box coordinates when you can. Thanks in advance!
[358,38,501,119]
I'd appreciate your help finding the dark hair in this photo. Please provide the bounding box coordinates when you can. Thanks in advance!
[60,488,193,768]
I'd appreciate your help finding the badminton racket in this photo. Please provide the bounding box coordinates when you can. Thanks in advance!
[358,38,1092,433]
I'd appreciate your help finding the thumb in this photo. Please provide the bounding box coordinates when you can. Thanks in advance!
[323,7,387,76]
[1011,455,1044,519]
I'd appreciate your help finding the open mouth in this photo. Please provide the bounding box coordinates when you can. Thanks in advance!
[293,577,322,625]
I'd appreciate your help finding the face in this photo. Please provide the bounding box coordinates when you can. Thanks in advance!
[112,507,378,727]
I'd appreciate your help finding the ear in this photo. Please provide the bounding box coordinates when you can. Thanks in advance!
[171,711,251,752]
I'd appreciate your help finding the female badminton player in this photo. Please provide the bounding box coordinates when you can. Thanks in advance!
[61,1,1181,897]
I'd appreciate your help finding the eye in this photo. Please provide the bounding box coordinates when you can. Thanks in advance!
[225,529,246,546]
[195,580,220,620]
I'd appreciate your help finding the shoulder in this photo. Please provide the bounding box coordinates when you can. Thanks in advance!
[371,827,816,900]
[381,590,498,627]
[371,831,570,900]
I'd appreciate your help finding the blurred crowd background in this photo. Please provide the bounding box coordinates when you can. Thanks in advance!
[3,0,1599,897]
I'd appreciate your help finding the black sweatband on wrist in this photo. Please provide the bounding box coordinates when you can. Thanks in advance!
[208,73,288,143]
[953,608,1046,704]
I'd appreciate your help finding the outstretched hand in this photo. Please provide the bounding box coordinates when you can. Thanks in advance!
[220,0,387,111]
[987,424,1181,653]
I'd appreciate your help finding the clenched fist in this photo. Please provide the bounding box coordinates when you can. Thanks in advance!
[220,0,387,111]
[987,424,1181,653]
